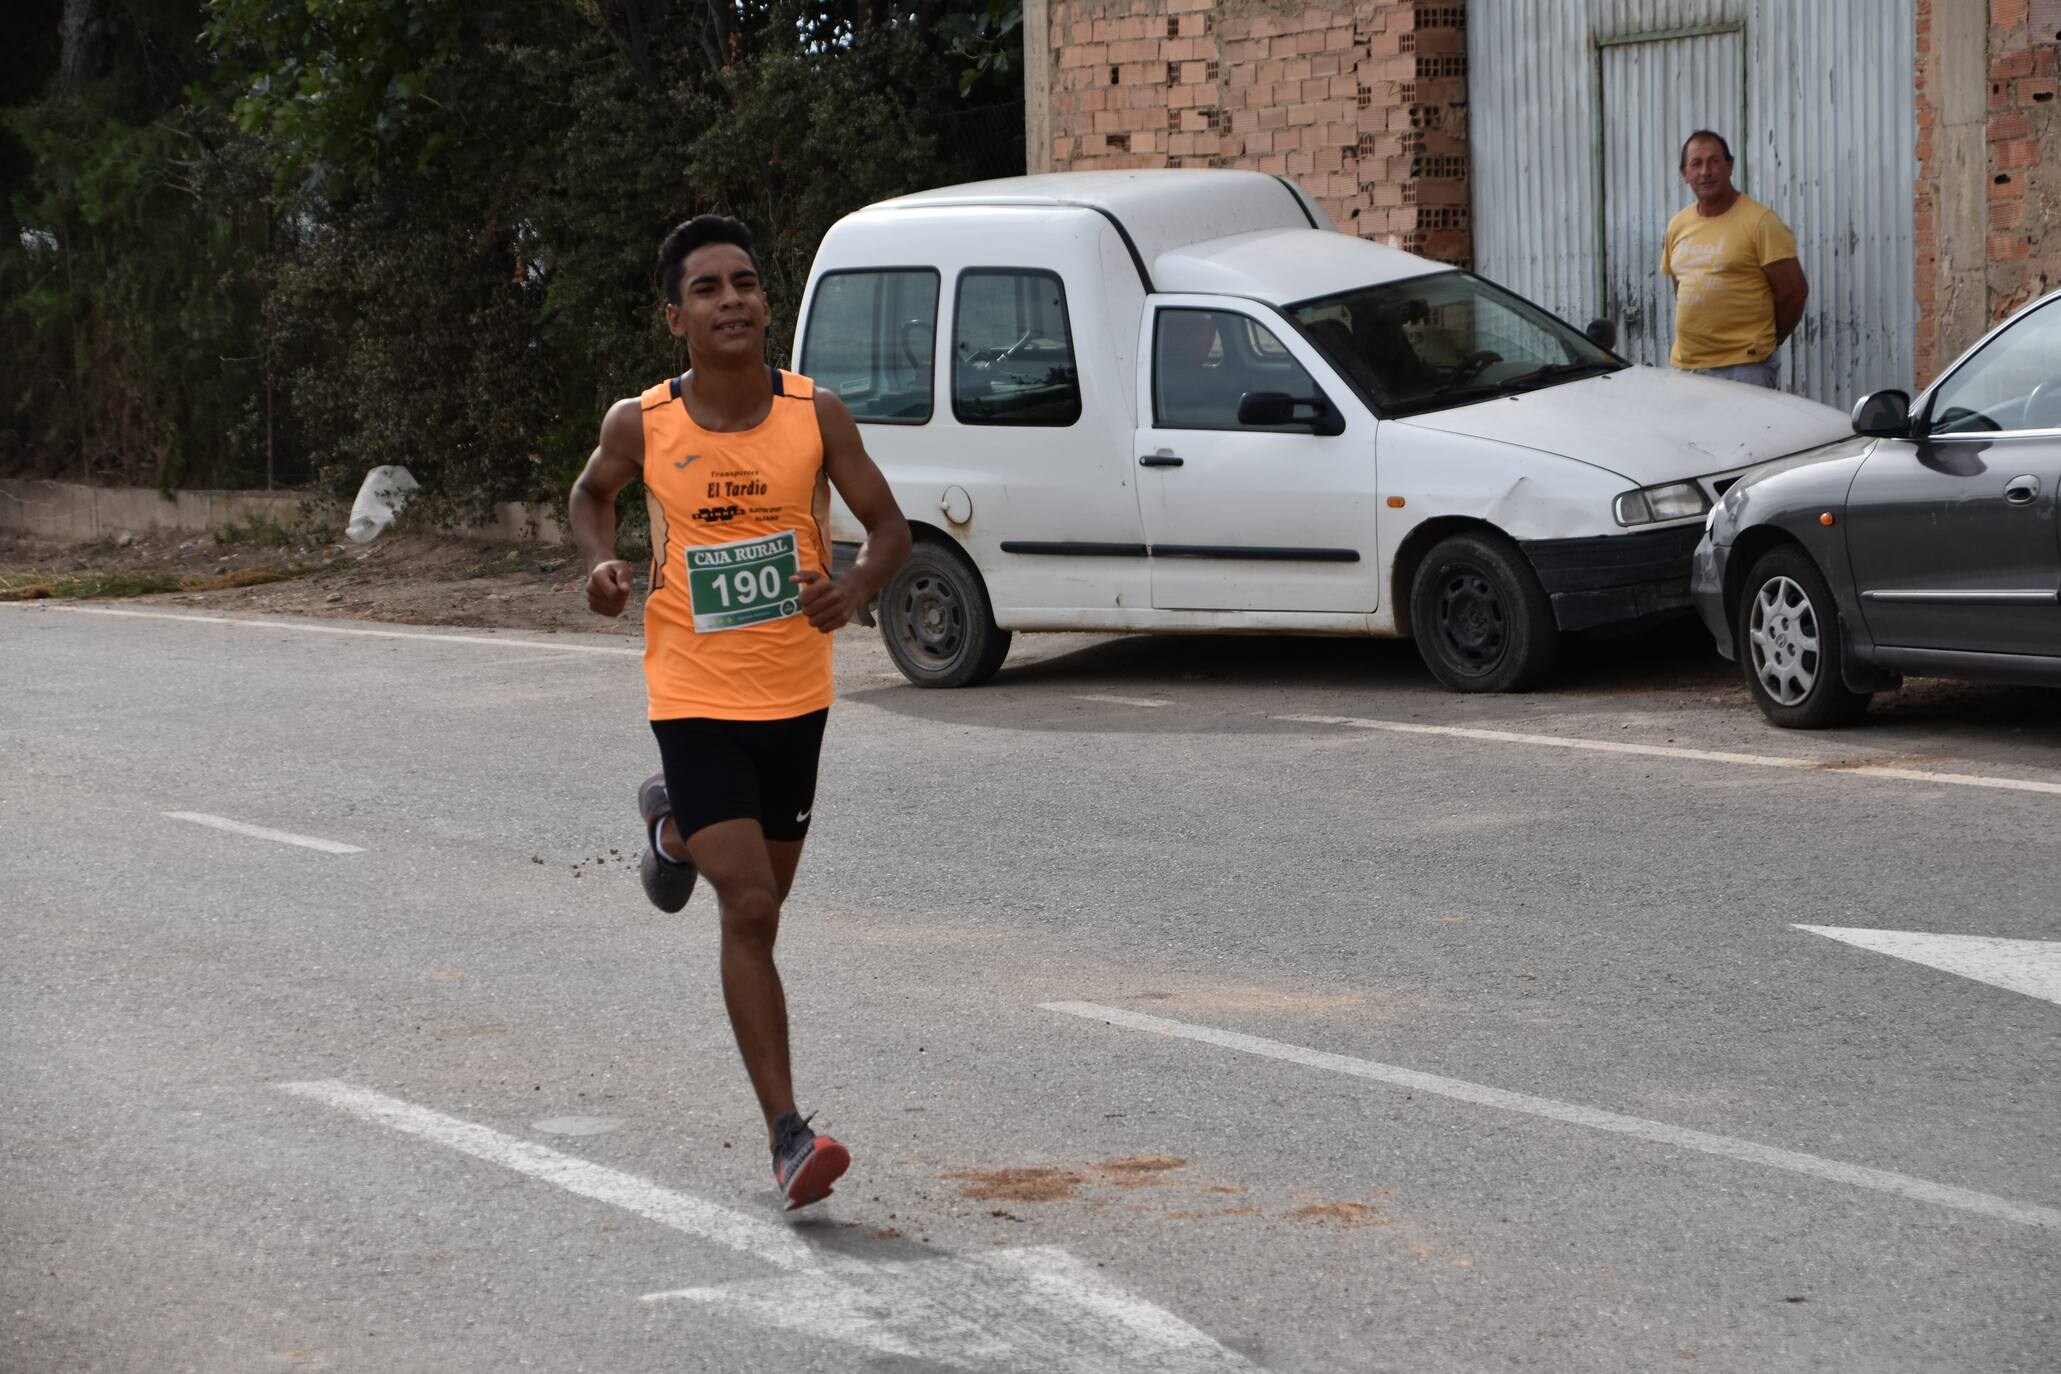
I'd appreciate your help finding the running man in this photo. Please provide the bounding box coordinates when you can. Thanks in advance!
[569,214,910,1209]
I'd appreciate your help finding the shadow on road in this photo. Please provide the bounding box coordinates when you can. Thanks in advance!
[847,615,2061,755]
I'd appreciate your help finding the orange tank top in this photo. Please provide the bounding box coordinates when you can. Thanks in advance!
[640,368,833,721]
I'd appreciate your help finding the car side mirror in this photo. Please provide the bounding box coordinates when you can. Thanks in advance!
[1238,391,1344,436]
[1584,318,1617,351]
[1851,388,1913,439]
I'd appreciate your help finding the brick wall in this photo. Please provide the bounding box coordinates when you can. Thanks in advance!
[1986,0,2059,316]
[1915,0,2058,381]
[1047,1,1473,265]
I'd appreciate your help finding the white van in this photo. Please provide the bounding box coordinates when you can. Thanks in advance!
[795,171,1849,692]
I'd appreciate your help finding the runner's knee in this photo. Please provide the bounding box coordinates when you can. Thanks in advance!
[717,886,781,945]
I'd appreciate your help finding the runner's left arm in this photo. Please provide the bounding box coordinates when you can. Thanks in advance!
[797,390,912,633]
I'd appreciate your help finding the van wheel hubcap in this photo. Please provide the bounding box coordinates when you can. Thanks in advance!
[899,574,965,664]
[1436,569,1507,671]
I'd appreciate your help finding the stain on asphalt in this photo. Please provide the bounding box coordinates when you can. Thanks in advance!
[1288,1202,1389,1228]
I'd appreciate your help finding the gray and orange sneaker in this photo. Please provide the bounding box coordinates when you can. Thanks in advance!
[637,772,697,913]
[771,1111,850,1211]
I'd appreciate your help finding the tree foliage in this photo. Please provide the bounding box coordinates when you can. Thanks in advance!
[0,0,1023,512]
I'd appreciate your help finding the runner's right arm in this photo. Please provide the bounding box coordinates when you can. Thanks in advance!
[570,397,645,618]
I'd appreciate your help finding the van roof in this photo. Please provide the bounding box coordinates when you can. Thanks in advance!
[860,171,1448,302]
[1156,228,1452,303]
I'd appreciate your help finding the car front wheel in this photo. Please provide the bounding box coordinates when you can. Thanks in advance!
[1408,531,1559,693]
[1736,545,1870,728]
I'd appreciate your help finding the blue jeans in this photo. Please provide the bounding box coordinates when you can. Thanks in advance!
[1686,359,1779,389]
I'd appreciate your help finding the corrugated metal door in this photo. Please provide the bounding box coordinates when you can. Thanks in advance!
[1468,0,1917,408]
[1599,29,1744,367]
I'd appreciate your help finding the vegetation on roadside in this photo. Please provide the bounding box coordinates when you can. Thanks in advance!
[0,563,312,602]
[1,0,1024,524]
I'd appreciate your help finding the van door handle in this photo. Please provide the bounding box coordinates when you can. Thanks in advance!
[2004,474,2040,505]
[1139,454,1184,468]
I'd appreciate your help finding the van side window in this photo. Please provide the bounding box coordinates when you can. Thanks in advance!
[799,269,939,424]
[952,269,1083,427]
[1155,308,1325,431]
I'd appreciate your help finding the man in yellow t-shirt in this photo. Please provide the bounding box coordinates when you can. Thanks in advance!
[1661,130,1809,389]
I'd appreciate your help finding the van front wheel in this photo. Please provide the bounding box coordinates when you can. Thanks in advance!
[1408,531,1559,693]
[879,540,1012,688]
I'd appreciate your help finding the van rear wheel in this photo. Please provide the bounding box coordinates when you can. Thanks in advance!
[1408,531,1559,693]
[879,539,1011,688]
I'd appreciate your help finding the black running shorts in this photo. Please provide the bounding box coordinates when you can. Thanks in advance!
[649,709,829,844]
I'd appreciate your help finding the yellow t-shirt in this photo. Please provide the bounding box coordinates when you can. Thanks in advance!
[1661,195,1798,369]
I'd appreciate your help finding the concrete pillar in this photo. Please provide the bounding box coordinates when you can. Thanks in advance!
[1929,0,1990,372]
[1024,0,1054,174]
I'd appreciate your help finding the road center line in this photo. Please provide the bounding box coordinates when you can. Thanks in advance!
[17,604,641,656]
[164,812,364,854]
[1273,713,2061,796]
[1074,694,1173,708]
[1042,1002,2061,1232]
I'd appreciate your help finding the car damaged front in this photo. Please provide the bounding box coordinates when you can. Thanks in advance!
[1692,432,1877,661]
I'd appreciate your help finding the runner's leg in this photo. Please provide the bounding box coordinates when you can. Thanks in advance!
[683,817,796,1137]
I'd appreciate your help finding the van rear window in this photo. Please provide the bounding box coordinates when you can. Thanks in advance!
[800,270,940,424]
[952,270,1083,427]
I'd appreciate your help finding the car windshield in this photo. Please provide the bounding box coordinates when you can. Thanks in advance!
[1288,272,1623,417]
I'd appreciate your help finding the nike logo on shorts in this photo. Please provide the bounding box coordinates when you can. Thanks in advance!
[795,809,811,823]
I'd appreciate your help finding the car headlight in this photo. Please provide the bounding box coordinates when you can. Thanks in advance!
[1614,480,1711,527]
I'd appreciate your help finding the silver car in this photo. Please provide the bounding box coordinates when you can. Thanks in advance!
[1693,289,2061,727]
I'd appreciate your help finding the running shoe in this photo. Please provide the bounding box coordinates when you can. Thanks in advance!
[771,1111,850,1211]
[637,772,697,913]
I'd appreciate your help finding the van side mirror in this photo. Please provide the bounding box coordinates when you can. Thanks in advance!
[1584,318,1617,351]
[1851,388,1913,439]
[1239,391,1345,436]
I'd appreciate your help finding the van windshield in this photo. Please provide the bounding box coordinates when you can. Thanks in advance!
[1288,272,1623,417]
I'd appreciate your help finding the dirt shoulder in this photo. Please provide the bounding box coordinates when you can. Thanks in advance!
[0,530,641,638]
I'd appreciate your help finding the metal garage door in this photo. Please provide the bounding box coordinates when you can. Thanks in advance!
[1468,0,1917,406]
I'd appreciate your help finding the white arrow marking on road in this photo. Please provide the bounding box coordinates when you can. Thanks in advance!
[281,1081,1250,1372]
[645,1246,1244,1372]
[1795,926,2061,1008]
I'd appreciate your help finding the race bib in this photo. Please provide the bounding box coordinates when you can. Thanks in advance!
[684,530,804,633]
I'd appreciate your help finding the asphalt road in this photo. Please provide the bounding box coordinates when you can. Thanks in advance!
[3,602,2057,1373]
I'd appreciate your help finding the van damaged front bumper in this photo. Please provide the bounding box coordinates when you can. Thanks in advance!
[1518,524,1706,633]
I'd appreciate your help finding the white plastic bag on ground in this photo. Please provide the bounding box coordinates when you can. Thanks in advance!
[345,466,419,544]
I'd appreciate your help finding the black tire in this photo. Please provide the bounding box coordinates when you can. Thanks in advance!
[1408,531,1559,693]
[878,539,1011,688]
[1735,545,1870,729]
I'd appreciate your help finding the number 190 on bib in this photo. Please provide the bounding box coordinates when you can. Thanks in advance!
[684,530,804,633]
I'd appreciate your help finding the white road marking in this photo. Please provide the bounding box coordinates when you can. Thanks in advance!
[20,605,640,656]
[646,1247,1249,1371]
[1042,1002,2061,1233]
[1075,694,1174,708]
[1274,713,2061,796]
[163,812,364,854]
[282,1081,1248,1371]
[283,1080,817,1268]
[1797,926,2061,1008]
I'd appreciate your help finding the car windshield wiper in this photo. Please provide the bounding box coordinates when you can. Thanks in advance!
[1412,382,1508,408]
[1499,360,1620,389]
